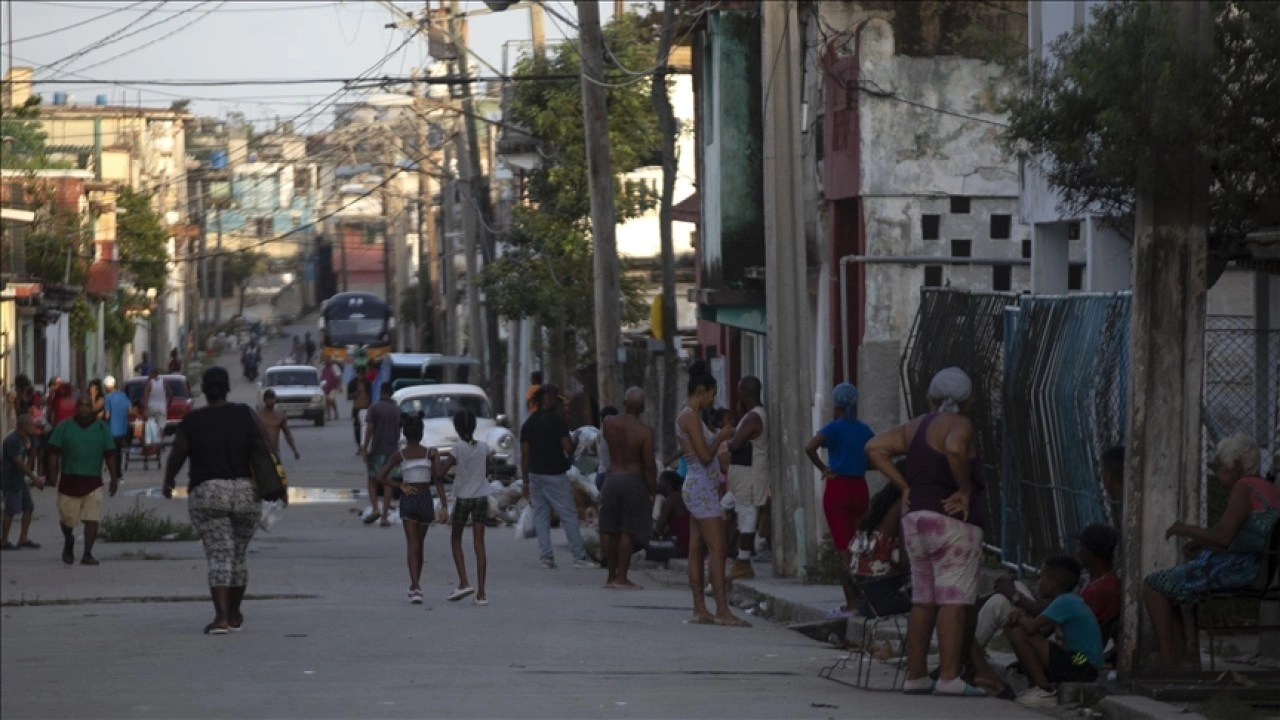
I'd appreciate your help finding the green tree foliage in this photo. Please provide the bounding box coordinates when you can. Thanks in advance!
[103,295,137,373]
[1001,1,1280,262]
[219,250,266,316]
[116,187,169,294]
[0,95,51,170]
[13,178,91,286]
[480,11,659,363]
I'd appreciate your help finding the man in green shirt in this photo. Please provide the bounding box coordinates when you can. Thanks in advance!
[48,395,120,566]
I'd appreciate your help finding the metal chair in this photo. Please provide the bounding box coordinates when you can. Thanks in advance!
[819,573,910,690]
[1193,515,1280,671]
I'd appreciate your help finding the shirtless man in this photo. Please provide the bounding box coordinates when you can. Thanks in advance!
[258,390,301,460]
[599,387,657,589]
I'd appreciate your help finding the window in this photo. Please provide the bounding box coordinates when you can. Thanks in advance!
[924,265,944,287]
[990,214,1012,240]
[1069,263,1085,291]
[951,239,972,258]
[950,196,970,214]
[922,214,940,240]
[1068,222,1081,240]
[255,218,273,238]
[1021,239,1032,259]
[992,264,1012,291]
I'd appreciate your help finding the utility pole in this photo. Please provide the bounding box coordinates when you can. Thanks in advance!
[613,1,624,20]
[213,209,224,325]
[412,81,443,353]
[1119,0,1213,679]
[442,143,458,356]
[651,1,679,458]
[529,2,545,59]
[577,0,622,410]
[762,1,816,579]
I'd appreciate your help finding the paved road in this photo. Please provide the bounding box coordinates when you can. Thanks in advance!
[0,322,1041,719]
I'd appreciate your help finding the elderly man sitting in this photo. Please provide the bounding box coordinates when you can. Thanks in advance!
[1144,433,1280,670]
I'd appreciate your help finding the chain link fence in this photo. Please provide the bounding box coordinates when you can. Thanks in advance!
[900,291,1278,569]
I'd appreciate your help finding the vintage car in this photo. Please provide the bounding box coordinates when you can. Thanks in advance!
[392,383,516,478]
[258,365,326,426]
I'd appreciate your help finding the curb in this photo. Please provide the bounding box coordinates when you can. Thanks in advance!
[1098,695,1207,720]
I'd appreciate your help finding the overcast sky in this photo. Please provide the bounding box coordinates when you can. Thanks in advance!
[1,1,621,130]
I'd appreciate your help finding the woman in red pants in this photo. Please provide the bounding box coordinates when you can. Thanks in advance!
[805,382,875,618]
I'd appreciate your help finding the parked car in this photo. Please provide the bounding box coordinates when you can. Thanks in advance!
[259,365,326,426]
[392,383,516,478]
[123,374,194,436]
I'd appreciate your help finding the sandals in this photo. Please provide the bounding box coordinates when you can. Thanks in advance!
[933,680,987,697]
[474,597,489,606]
[203,623,229,635]
[447,587,475,602]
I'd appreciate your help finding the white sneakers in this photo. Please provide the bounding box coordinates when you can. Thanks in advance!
[1016,688,1058,708]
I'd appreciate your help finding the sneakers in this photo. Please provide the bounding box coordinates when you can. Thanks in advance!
[572,559,602,569]
[408,588,424,604]
[539,558,557,570]
[727,559,755,581]
[1016,688,1058,708]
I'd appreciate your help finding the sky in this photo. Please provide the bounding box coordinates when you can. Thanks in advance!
[1,1,624,132]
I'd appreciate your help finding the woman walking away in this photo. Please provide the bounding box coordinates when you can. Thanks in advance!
[805,382,875,618]
[676,374,748,627]
[87,379,106,419]
[435,409,492,605]
[377,412,448,604]
[866,367,987,697]
[163,366,283,635]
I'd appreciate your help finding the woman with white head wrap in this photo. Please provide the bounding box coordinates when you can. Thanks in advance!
[864,367,987,697]
[804,383,876,618]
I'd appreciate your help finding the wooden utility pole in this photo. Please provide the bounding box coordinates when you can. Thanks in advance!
[1119,0,1213,679]
[651,1,679,458]
[578,0,622,410]
[762,1,816,578]
[441,142,458,355]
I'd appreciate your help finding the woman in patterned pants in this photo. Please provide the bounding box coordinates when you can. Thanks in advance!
[163,366,269,635]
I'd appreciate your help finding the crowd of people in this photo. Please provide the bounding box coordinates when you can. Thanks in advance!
[4,349,1277,695]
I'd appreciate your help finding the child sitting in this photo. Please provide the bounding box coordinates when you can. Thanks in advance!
[1009,555,1104,708]
[847,480,910,617]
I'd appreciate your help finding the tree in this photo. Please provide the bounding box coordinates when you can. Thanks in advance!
[11,177,91,286]
[480,11,659,376]
[1000,0,1280,276]
[0,95,51,170]
[116,187,169,295]
[220,250,266,316]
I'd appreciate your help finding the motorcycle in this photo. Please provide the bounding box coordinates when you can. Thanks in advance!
[242,347,260,382]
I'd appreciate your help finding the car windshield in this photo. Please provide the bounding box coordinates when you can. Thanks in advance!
[399,394,491,420]
[266,370,318,387]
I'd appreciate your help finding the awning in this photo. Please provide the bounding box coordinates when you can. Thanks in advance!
[696,304,766,335]
[672,192,700,225]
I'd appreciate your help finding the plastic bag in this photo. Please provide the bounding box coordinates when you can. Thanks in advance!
[259,500,286,532]
[515,505,536,539]
[144,418,162,446]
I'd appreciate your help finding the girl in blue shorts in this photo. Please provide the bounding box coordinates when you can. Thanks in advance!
[378,413,448,604]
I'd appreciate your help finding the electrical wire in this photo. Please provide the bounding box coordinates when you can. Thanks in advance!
[0,1,149,45]
[38,1,341,13]
[63,1,228,75]
[39,2,174,74]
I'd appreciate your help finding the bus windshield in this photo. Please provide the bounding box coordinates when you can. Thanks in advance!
[322,293,389,346]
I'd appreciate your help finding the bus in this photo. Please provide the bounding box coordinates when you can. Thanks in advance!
[318,292,394,363]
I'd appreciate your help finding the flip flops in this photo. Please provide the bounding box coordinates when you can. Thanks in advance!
[447,587,475,602]
[203,623,229,635]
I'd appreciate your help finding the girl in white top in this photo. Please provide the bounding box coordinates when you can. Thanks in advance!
[377,412,447,605]
[434,409,492,605]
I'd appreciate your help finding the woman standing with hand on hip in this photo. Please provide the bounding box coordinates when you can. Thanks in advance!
[163,366,284,635]
[866,367,987,697]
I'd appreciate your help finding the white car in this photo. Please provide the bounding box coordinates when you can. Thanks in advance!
[259,365,326,426]
[392,383,516,478]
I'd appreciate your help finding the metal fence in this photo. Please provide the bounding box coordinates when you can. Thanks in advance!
[902,291,1280,569]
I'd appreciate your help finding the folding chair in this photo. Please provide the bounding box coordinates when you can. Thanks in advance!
[1193,515,1280,671]
[819,573,910,690]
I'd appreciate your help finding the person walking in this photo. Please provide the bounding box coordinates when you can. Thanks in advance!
[87,379,106,419]
[376,412,448,605]
[290,336,305,365]
[142,368,170,434]
[47,395,121,566]
[162,366,281,634]
[436,409,492,605]
[101,377,133,484]
[257,390,301,461]
[676,374,747,627]
[865,367,986,697]
[135,353,152,377]
[805,383,875,617]
[2,414,44,550]
[303,332,317,365]
[721,376,767,581]
[348,359,373,453]
[599,387,657,590]
[168,349,183,373]
[321,361,342,422]
[361,384,401,526]
[520,385,597,569]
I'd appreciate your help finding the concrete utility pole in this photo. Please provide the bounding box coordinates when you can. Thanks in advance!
[651,1,679,458]
[1119,0,1212,679]
[577,0,622,411]
[762,0,816,579]
[529,2,546,59]
[213,210,224,325]
[442,142,458,356]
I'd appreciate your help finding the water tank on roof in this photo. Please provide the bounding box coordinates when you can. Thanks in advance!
[210,150,228,169]
[52,92,67,106]
[95,95,108,106]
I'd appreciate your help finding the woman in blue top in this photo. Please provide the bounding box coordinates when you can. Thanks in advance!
[805,383,874,616]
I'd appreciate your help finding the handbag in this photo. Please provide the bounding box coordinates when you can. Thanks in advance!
[243,404,288,502]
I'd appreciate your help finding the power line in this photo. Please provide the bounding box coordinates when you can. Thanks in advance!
[39,1,174,74]
[37,1,341,13]
[0,1,148,45]
[64,1,228,75]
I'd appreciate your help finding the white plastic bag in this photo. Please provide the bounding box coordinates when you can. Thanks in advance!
[259,500,286,532]
[144,418,162,446]
[516,505,536,539]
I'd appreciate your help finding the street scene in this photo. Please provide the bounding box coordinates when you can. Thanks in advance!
[2,1,1279,719]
